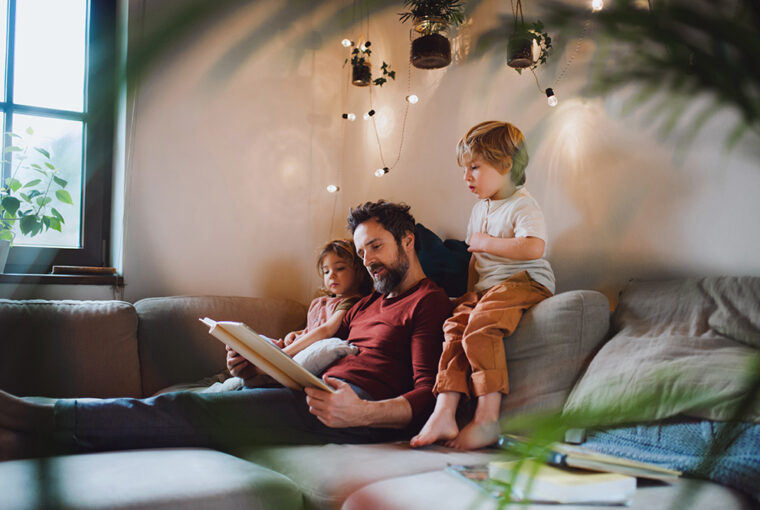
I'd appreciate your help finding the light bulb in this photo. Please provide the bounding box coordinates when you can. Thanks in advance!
[347,113,356,121]
[363,109,376,120]
[405,94,419,104]
[341,38,353,47]
[326,184,340,193]
[591,0,604,12]
[545,88,558,107]
[374,167,389,177]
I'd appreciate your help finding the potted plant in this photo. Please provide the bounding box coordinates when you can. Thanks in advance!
[345,41,396,87]
[0,128,73,272]
[399,0,465,69]
[507,19,552,72]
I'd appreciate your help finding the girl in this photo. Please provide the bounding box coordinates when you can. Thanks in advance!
[226,239,372,385]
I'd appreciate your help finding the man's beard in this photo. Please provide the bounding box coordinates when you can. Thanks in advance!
[368,248,410,295]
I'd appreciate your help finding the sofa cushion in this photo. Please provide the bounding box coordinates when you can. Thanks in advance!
[500,290,610,417]
[0,299,141,398]
[0,448,302,510]
[563,278,760,425]
[244,443,498,510]
[135,296,308,397]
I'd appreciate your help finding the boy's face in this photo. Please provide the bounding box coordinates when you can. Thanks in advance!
[462,154,516,200]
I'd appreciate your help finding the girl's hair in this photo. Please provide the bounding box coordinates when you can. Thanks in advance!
[316,239,373,296]
[456,120,529,186]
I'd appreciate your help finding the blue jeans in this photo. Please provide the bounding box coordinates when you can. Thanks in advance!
[54,384,403,453]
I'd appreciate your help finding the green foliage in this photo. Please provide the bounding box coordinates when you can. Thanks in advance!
[343,43,396,87]
[399,0,466,26]
[0,128,71,244]
[512,20,553,75]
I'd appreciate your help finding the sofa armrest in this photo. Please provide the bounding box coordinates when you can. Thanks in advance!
[0,299,141,398]
[500,290,611,417]
[135,295,308,397]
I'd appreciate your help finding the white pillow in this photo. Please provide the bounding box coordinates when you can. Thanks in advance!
[293,337,359,375]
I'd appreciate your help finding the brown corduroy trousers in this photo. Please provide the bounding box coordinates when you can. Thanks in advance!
[433,270,552,398]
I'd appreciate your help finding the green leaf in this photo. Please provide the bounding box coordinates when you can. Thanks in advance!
[23,179,41,188]
[42,216,50,229]
[36,196,52,207]
[34,147,51,159]
[53,176,68,188]
[7,177,22,192]
[27,190,41,199]
[25,126,34,135]
[45,162,55,170]
[1,196,20,216]
[48,217,62,232]
[19,215,38,235]
[0,230,13,241]
[19,193,30,203]
[56,189,74,205]
[51,207,64,221]
[4,145,23,153]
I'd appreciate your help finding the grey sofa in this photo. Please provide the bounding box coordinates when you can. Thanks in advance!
[0,290,752,510]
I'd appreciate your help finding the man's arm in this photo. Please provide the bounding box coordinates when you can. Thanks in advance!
[304,378,412,429]
[467,233,544,260]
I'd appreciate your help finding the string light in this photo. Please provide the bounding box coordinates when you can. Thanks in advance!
[341,38,353,47]
[360,40,371,51]
[341,112,356,121]
[326,184,340,193]
[363,109,376,120]
[545,88,558,107]
[374,167,389,177]
[405,94,419,104]
[591,0,604,12]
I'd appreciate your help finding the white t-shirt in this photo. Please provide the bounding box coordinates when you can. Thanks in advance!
[466,188,555,294]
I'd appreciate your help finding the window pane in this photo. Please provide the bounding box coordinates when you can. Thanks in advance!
[10,114,82,248]
[14,0,87,111]
[0,0,7,98]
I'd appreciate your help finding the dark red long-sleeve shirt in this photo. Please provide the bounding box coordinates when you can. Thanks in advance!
[323,278,452,432]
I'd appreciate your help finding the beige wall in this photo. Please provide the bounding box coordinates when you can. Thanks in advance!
[4,0,757,303]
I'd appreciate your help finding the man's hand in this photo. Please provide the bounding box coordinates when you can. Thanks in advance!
[304,377,368,428]
[467,232,491,253]
[225,346,262,386]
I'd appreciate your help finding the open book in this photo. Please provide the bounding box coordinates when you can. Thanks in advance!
[200,318,335,393]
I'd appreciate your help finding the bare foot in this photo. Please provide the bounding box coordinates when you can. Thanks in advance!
[410,410,459,448]
[0,390,53,432]
[445,419,500,450]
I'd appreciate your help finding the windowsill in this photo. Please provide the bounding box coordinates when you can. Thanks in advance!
[0,273,124,286]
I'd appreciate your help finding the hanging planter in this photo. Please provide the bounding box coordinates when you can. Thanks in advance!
[344,41,395,87]
[411,16,451,69]
[400,1,464,70]
[507,26,535,69]
[506,0,552,74]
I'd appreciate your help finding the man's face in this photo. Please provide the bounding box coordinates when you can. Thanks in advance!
[353,219,410,295]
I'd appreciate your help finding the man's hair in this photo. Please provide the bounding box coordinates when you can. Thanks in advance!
[347,200,418,249]
[456,120,529,186]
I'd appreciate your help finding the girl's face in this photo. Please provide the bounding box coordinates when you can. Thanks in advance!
[321,252,359,297]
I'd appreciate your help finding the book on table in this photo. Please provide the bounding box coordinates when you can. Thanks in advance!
[497,434,681,480]
[200,318,335,393]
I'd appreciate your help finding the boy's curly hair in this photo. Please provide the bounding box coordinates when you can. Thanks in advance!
[317,239,373,296]
[456,121,529,186]
[346,200,419,251]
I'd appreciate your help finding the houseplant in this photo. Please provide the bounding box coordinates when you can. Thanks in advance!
[0,129,73,272]
[399,0,466,69]
[345,42,396,87]
[507,19,551,72]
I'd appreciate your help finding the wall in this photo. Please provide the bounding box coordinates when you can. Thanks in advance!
[4,0,758,304]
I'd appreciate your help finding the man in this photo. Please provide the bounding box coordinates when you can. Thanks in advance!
[0,200,451,458]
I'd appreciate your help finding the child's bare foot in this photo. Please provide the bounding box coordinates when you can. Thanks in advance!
[445,419,500,450]
[410,391,461,448]
[410,411,459,448]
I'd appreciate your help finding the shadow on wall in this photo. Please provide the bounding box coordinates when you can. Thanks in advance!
[534,98,703,302]
[251,255,308,304]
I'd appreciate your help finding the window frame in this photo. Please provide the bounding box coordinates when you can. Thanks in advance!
[1,0,116,274]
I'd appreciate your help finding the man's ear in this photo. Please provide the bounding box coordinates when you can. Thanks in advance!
[402,231,415,251]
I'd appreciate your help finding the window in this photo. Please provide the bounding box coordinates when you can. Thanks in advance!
[1,0,115,273]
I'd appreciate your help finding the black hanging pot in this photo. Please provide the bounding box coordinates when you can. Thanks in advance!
[507,28,535,69]
[352,62,371,86]
[411,17,451,69]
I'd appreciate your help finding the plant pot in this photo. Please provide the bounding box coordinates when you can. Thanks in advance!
[352,63,371,86]
[411,17,451,69]
[507,30,535,69]
[0,239,10,273]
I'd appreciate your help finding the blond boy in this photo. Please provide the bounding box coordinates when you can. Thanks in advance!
[411,121,555,450]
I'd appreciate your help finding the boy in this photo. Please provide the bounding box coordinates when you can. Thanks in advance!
[411,121,555,450]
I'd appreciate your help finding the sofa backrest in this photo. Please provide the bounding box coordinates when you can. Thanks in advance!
[0,299,142,398]
[134,296,307,397]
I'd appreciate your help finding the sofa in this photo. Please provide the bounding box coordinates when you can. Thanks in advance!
[0,284,755,510]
